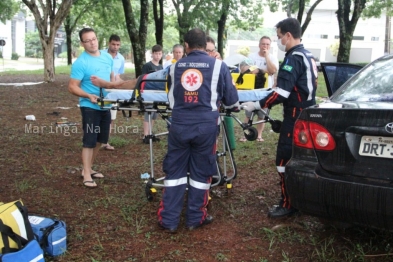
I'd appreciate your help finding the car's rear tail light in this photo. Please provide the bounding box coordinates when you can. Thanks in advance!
[293,119,336,151]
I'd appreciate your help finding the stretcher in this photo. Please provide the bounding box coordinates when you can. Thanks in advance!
[98,82,280,200]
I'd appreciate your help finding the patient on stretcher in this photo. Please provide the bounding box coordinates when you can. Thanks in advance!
[91,67,169,91]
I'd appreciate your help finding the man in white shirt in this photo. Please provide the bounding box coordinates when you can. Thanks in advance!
[101,34,125,150]
[163,44,184,69]
[240,36,278,142]
[248,36,278,89]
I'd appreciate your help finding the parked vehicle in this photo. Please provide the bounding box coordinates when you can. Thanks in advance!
[285,55,393,231]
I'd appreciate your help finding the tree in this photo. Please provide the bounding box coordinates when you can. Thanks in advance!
[64,0,99,65]
[171,0,206,43]
[0,0,19,24]
[362,0,393,54]
[216,0,264,59]
[22,0,74,82]
[121,0,149,77]
[336,0,367,62]
[152,0,164,48]
[266,0,324,36]
[25,31,42,58]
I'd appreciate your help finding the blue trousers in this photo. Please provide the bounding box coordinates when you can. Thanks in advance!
[158,122,218,228]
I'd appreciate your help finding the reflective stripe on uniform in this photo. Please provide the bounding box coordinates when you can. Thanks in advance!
[168,65,176,109]
[293,51,314,101]
[275,87,291,98]
[210,59,222,111]
[189,178,211,190]
[164,177,188,187]
[276,166,285,173]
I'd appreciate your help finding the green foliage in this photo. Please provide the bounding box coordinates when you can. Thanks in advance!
[25,31,42,58]
[0,0,19,24]
[119,44,131,57]
[236,46,251,57]
[58,52,67,59]
[362,0,393,18]
[329,40,339,56]
[266,0,310,14]
[11,52,19,60]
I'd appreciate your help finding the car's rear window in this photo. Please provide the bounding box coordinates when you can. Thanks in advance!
[332,56,393,102]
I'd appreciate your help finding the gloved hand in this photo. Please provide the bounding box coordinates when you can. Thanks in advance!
[224,101,240,109]
[241,101,261,112]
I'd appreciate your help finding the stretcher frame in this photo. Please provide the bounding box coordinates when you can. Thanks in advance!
[98,87,241,201]
[98,78,281,201]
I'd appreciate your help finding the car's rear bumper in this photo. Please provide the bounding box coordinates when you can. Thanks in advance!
[286,159,393,231]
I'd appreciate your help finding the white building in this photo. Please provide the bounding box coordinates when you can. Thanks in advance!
[0,11,26,59]
[226,1,388,63]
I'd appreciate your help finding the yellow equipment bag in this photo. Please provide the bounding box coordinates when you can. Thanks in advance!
[231,73,256,90]
[0,200,35,254]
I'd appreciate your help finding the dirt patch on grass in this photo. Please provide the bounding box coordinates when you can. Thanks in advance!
[0,73,390,261]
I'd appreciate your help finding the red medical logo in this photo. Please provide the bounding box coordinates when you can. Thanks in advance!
[181,69,203,91]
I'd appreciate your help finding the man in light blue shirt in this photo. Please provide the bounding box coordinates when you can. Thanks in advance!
[68,27,115,188]
[103,34,125,80]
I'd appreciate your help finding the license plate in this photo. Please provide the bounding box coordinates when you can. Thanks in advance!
[359,136,393,159]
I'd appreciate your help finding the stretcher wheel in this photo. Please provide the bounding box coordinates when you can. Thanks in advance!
[243,126,258,141]
[270,120,282,133]
[145,184,157,201]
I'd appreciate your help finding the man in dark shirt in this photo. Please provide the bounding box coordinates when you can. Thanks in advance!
[243,18,318,218]
[141,44,163,143]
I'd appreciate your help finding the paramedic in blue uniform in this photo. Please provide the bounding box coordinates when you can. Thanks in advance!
[243,18,317,218]
[157,28,239,232]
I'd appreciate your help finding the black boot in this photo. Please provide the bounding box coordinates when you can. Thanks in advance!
[268,205,298,218]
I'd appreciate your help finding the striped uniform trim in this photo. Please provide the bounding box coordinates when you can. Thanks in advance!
[275,87,291,98]
[276,166,285,173]
[168,64,176,109]
[292,51,314,101]
[189,178,211,190]
[164,177,188,187]
[210,59,222,111]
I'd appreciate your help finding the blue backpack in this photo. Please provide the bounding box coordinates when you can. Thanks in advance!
[28,216,67,257]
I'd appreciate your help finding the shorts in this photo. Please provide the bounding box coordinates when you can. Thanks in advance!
[245,109,266,119]
[144,112,157,121]
[80,107,111,148]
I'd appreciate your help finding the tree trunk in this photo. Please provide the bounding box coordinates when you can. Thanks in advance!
[385,14,391,54]
[297,0,305,23]
[22,0,73,82]
[153,0,164,48]
[336,0,367,63]
[64,16,73,65]
[300,0,324,37]
[337,34,352,62]
[177,18,190,44]
[43,42,55,81]
[121,0,149,77]
[217,12,227,58]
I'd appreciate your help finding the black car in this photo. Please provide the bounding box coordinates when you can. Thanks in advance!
[285,55,393,231]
